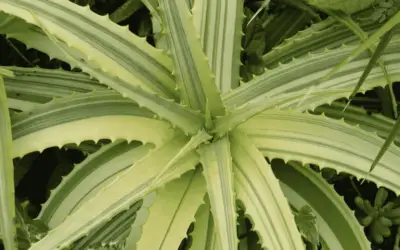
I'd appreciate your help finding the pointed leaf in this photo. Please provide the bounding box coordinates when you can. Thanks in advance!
[247,0,270,26]
[29,135,198,250]
[239,109,400,192]
[24,16,204,135]
[314,9,394,111]
[320,12,400,83]
[159,0,225,116]
[11,91,175,158]
[198,136,237,250]
[123,193,156,250]
[3,66,105,106]
[72,199,144,249]
[153,130,212,184]
[0,76,17,250]
[346,27,395,109]
[314,102,400,144]
[0,0,177,98]
[216,40,400,135]
[261,13,366,69]
[38,140,153,228]
[192,0,244,92]
[136,169,206,249]
[230,131,304,249]
[369,117,400,173]
[189,199,219,250]
[223,35,400,111]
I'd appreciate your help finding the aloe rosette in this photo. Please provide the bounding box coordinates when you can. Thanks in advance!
[0,0,399,249]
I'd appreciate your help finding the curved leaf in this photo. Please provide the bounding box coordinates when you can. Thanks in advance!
[273,160,370,250]
[314,102,400,144]
[318,9,395,114]
[189,199,219,250]
[261,16,379,69]
[3,66,105,105]
[214,38,400,135]
[0,10,204,135]
[11,91,175,157]
[0,0,177,98]
[34,26,203,135]
[0,76,16,249]
[38,140,153,228]
[29,135,198,250]
[320,12,400,82]
[159,0,225,116]
[239,109,400,192]
[192,0,244,92]
[223,35,400,110]
[72,198,144,249]
[136,169,206,250]
[123,193,156,250]
[230,131,304,249]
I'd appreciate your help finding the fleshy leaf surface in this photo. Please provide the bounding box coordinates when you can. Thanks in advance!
[123,193,156,250]
[38,141,153,228]
[192,0,244,92]
[189,199,219,250]
[239,110,400,192]
[0,0,177,98]
[11,91,175,157]
[159,0,225,116]
[230,131,304,249]
[136,169,206,249]
[0,76,17,249]
[29,135,198,250]
[198,136,237,250]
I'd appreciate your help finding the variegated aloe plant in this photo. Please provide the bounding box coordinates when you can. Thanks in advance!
[0,0,400,249]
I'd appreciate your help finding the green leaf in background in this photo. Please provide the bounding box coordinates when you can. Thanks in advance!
[247,0,270,27]
[307,0,375,14]
[295,205,319,249]
[110,0,142,23]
